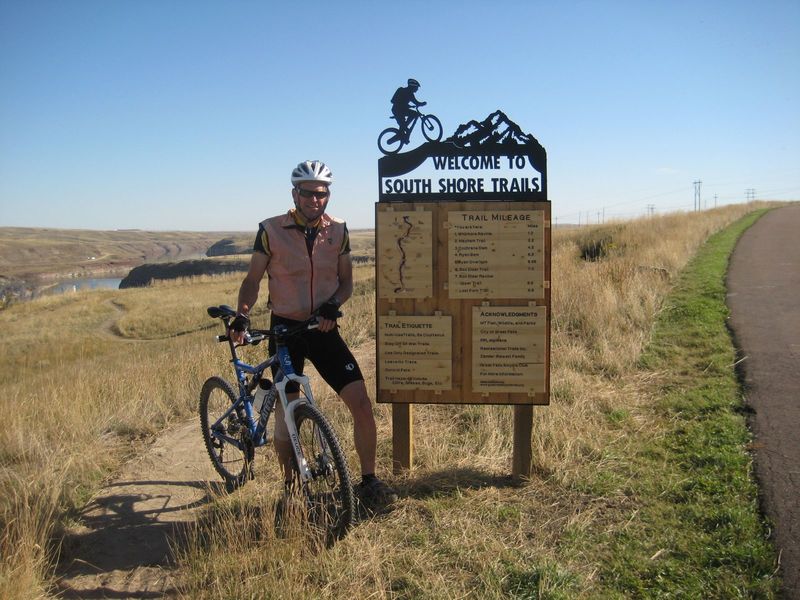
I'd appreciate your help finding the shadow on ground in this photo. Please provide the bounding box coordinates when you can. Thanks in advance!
[54,478,225,598]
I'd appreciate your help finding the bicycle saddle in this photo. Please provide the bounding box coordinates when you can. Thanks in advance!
[207,305,236,319]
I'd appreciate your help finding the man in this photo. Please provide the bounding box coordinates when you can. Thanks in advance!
[391,78,426,142]
[231,160,396,509]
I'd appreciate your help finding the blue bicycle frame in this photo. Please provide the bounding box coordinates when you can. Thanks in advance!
[210,323,320,483]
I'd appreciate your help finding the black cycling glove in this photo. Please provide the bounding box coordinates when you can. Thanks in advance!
[230,314,250,332]
[318,300,341,321]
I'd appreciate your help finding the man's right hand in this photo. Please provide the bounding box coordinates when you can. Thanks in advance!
[230,313,250,344]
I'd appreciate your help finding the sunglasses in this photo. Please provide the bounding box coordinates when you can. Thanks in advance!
[295,188,330,200]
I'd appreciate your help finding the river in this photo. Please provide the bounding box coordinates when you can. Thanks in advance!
[43,251,210,296]
[46,277,124,295]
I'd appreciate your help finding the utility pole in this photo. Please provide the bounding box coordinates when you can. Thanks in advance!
[714,194,718,208]
[646,204,655,217]
[693,180,702,212]
[746,188,756,202]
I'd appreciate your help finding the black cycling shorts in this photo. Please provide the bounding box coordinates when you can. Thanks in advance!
[268,314,364,394]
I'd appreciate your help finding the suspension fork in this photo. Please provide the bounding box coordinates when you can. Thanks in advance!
[278,377,321,484]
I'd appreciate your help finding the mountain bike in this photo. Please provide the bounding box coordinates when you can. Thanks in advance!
[378,108,443,154]
[200,304,354,545]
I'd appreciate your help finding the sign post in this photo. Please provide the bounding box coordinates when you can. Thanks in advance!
[375,104,550,478]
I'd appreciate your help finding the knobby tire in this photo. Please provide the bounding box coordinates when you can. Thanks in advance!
[199,376,253,488]
[290,402,354,546]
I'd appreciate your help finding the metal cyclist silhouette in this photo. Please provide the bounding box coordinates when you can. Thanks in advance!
[378,78,443,154]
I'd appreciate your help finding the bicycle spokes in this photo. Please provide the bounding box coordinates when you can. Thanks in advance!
[200,377,251,486]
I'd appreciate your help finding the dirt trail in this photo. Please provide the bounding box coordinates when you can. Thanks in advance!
[56,301,221,597]
[55,420,219,598]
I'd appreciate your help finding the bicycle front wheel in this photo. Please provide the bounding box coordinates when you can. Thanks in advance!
[421,114,443,142]
[378,127,404,154]
[199,376,253,488]
[291,402,354,545]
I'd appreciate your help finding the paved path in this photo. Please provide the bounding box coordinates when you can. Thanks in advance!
[727,203,800,599]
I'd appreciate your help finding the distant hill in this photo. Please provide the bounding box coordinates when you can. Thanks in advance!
[0,227,244,278]
[206,237,253,256]
[0,227,376,306]
[120,258,249,288]
[0,227,247,304]
[204,230,378,261]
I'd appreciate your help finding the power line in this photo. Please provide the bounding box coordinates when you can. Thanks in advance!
[552,186,690,222]
[552,180,799,224]
[693,180,702,211]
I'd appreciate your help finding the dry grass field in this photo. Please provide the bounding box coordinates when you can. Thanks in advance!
[0,204,783,598]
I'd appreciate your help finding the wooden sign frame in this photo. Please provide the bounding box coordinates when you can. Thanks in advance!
[376,201,551,476]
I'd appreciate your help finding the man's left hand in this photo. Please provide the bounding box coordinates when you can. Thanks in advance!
[317,316,337,333]
[317,299,341,332]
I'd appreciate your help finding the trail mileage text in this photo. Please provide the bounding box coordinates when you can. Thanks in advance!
[448,210,545,299]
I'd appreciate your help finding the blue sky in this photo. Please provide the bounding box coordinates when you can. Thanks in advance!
[1,0,798,230]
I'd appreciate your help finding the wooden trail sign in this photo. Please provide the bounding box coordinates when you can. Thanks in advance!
[375,103,550,477]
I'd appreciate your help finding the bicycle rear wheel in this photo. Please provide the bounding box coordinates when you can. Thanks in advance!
[378,127,404,154]
[291,402,354,545]
[199,376,253,488]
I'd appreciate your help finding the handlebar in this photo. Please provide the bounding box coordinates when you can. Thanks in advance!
[207,305,342,346]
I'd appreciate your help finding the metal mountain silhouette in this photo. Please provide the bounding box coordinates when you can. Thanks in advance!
[446,110,538,147]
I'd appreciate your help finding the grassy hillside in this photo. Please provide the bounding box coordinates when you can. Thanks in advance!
[0,205,782,598]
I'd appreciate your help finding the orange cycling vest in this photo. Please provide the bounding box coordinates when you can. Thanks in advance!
[259,211,348,321]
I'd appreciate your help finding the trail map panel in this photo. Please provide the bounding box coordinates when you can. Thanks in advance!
[378,315,452,391]
[448,210,544,299]
[377,209,433,299]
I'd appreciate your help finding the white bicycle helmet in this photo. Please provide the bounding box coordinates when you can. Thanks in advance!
[291,160,333,186]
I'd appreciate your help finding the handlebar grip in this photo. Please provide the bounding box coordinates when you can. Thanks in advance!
[215,334,230,342]
[306,311,343,331]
